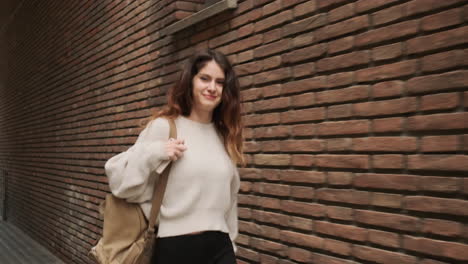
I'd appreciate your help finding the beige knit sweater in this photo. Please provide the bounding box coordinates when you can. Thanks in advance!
[105,116,239,251]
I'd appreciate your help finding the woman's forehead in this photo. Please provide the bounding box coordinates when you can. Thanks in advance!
[199,60,225,79]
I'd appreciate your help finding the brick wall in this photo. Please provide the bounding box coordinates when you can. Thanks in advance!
[1,0,467,263]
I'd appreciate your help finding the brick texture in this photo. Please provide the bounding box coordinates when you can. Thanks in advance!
[1,0,467,263]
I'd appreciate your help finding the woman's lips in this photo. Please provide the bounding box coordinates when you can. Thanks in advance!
[203,94,216,100]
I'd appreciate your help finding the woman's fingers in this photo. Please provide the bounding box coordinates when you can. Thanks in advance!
[166,138,187,161]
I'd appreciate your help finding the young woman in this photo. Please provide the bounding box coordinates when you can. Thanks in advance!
[104,49,244,264]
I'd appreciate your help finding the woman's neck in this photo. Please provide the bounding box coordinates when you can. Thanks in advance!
[188,110,213,124]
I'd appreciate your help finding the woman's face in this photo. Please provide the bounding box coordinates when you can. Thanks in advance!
[191,60,225,114]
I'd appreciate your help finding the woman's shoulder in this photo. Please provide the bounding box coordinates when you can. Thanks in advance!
[141,117,171,139]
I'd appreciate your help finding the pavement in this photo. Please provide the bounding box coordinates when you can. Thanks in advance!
[0,221,64,264]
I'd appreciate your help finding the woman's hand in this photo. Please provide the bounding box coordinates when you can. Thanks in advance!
[165,138,187,161]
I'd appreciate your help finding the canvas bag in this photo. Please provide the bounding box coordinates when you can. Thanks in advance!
[89,118,177,264]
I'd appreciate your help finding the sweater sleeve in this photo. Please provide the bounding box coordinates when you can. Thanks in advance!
[226,166,240,253]
[105,118,170,202]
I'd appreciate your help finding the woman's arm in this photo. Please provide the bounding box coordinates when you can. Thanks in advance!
[226,166,241,253]
[104,118,170,201]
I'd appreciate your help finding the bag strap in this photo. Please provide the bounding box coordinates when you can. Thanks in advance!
[148,117,177,230]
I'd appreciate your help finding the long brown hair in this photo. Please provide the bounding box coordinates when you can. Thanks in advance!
[151,49,245,167]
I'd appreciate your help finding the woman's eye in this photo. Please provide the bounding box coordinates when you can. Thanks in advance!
[200,76,209,81]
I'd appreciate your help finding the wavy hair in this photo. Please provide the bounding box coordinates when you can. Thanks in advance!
[150,49,245,167]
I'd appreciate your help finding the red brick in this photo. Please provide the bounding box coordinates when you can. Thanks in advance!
[422,8,462,31]
[317,0,349,10]
[316,85,369,104]
[315,221,368,242]
[352,137,417,152]
[293,0,317,18]
[327,104,352,119]
[292,32,314,48]
[223,34,263,54]
[283,14,326,36]
[372,80,404,98]
[403,235,468,261]
[281,200,326,217]
[280,139,324,152]
[327,72,354,88]
[356,60,417,82]
[262,0,281,15]
[209,30,238,48]
[244,113,280,126]
[405,196,468,216]
[288,247,312,263]
[355,0,400,13]
[253,67,291,85]
[407,26,468,54]
[408,154,468,171]
[257,183,290,197]
[290,186,315,199]
[323,239,352,256]
[422,218,463,237]
[253,154,291,166]
[328,3,355,23]
[406,0,464,16]
[408,71,468,95]
[255,10,292,32]
[326,205,353,221]
[262,84,282,98]
[420,92,459,112]
[317,120,370,136]
[280,170,326,184]
[237,23,254,38]
[354,210,420,231]
[407,112,468,131]
[254,38,291,58]
[372,42,403,61]
[328,36,354,55]
[237,50,254,63]
[291,92,315,107]
[316,188,370,205]
[316,15,369,42]
[311,253,356,264]
[421,49,465,73]
[372,154,404,169]
[368,230,400,248]
[252,210,289,226]
[354,97,417,117]
[263,27,282,44]
[372,3,407,26]
[281,76,326,94]
[292,62,315,78]
[282,43,327,64]
[356,20,419,47]
[354,173,420,191]
[372,192,403,208]
[463,134,468,151]
[291,123,315,136]
[235,61,263,76]
[372,117,404,133]
[253,97,290,111]
[353,245,417,264]
[280,230,323,249]
[254,125,289,139]
[421,135,459,152]
[281,107,325,123]
[317,51,370,72]
[291,154,315,167]
[326,138,352,152]
[238,247,260,262]
[251,237,286,254]
[289,216,314,231]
